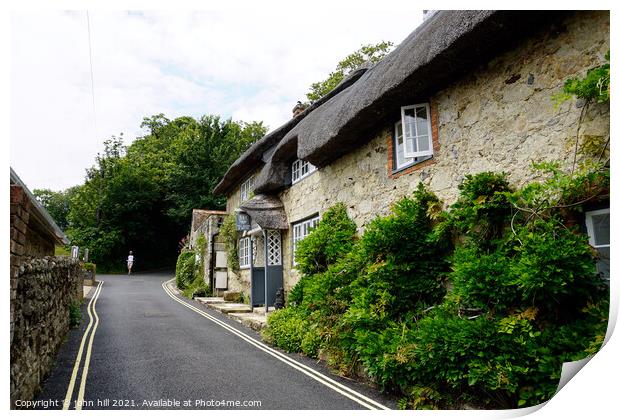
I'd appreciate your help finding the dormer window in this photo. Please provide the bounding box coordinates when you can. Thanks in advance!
[401,103,433,159]
[240,176,254,203]
[292,159,317,184]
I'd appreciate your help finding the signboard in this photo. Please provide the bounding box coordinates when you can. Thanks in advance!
[236,211,251,231]
[71,246,79,260]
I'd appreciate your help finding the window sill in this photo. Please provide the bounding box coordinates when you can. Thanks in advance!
[391,155,433,176]
[291,170,317,186]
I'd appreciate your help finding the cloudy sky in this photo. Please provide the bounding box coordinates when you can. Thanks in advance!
[10,6,422,191]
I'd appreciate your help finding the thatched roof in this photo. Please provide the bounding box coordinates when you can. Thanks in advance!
[213,64,372,195]
[239,194,288,230]
[216,10,567,196]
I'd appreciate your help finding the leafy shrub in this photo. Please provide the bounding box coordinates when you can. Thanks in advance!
[553,51,610,105]
[294,203,357,275]
[449,171,513,245]
[83,262,96,272]
[287,277,307,306]
[262,307,309,353]
[300,326,322,358]
[68,300,82,328]
[219,214,240,271]
[262,171,609,409]
[175,250,196,290]
[345,185,450,324]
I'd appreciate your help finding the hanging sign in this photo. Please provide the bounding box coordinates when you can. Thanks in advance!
[236,211,251,231]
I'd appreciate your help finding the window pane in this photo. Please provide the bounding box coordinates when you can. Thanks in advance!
[402,108,418,139]
[395,122,414,169]
[415,105,427,120]
[591,213,610,246]
[417,135,430,154]
[596,246,610,279]
[416,107,429,136]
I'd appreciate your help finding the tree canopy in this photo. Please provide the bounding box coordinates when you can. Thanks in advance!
[305,41,394,103]
[49,114,266,272]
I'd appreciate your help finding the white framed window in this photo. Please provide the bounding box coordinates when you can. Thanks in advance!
[292,215,320,265]
[239,236,251,268]
[394,121,426,170]
[292,159,317,184]
[585,208,610,280]
[240,176,254,203]
[401,103,433,159]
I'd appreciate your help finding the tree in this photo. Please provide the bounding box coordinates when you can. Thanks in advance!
[65,114,266,272]
[305,41,394,103]
[33,187,77,230]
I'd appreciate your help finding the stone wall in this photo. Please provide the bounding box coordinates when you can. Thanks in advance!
[226,11,610,294]
[10,257,84,407]
[10,182,84,407]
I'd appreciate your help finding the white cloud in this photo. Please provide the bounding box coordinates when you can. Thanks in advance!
[10,7,422,191]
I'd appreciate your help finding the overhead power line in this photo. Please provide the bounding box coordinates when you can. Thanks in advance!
[86,10,98,149]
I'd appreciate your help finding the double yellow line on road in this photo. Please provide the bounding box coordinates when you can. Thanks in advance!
[63,280,104,410]
[162,279,390,410]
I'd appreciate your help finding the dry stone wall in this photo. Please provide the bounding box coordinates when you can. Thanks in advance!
[10,257,84,407]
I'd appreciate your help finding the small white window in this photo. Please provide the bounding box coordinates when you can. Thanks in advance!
[240,176,254,203]
[401,103,433,159]
[292,159,317,184]
[585,208,610,280]
[239,237,251,268]
[292,215,320,265]
[394,121,426,170]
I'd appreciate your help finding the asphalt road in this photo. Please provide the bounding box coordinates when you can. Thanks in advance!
[35,271,396,410]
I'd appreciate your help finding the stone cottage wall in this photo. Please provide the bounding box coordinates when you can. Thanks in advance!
[224,171,260,295]
[278,11,610,291]
[222,11,609,295]
[10,257,84,407]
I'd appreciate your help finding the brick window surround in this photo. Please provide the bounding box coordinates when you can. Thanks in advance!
[387,99,440,179]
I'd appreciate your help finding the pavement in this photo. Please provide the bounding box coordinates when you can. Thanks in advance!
[34,271,397,410]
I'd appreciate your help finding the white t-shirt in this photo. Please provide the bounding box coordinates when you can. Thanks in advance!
[127,255,134,263]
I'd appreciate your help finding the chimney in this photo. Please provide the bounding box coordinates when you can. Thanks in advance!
[292,101,307,117]
[422,10,437,21]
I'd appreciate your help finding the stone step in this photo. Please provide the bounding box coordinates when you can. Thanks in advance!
[206,302,252,314]
[228,312,269,332]
[252,306,276,314]
[196,297,225,304]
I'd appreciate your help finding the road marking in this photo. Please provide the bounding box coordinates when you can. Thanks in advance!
[76,279,104,410]
[62,280,104,410]
[162,280,390,410]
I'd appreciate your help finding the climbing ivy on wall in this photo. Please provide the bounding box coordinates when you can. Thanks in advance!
[219,214,240,272]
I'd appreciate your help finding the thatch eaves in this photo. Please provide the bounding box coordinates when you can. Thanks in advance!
[218,10,568,196]
[212,63,372,195]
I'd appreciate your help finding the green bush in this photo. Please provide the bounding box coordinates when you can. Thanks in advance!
[295,203,357,276]
[300,326,322,358]
[68,300,82,328]
[175,250,196,290]
[261,171,608,409]
[219,214,240,272]
[83,262,96,271]
[344,185,450,325]
[262,307,309,353]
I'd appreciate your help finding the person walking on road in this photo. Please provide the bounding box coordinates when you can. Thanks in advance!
[127,251,135,275]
